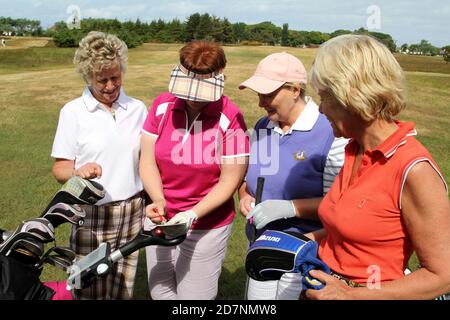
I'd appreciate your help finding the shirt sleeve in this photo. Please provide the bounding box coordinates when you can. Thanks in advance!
[221,112,250,158]
[142,95,163,137]
[323,137,348,195]
[51,105,78,160]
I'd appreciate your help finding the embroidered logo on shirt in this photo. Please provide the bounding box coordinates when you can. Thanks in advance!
[357,199,367,209]
[293,150,306,161]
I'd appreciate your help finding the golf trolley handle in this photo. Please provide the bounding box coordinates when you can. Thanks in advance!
[110,227,186,263]
[67,226,186,290]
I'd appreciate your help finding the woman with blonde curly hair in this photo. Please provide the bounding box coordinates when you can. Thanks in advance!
[51,31,148,299]
[303,34,450,299]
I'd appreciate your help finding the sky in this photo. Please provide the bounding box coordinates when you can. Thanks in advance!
[0,0,449,47]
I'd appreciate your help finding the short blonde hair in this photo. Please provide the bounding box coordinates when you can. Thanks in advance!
[283,82,307,100]
[310,34,406,121]
[74,31,128,83]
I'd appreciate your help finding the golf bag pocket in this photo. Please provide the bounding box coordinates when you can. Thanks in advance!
[245,230,331,290]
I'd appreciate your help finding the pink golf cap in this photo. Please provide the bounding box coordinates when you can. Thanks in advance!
[239,52,307,94]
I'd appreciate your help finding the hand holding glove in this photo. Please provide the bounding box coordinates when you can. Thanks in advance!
[246,200,297,229]
[165,210,198,232]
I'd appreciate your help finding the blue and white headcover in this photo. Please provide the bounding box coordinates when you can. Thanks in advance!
[245,230,331,290]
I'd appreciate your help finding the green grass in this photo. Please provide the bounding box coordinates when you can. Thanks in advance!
[0,39,449,299]
[0,47,76,74]
[394,53,450,74]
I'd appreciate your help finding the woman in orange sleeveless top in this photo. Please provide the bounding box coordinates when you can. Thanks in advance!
[304,34,450,299]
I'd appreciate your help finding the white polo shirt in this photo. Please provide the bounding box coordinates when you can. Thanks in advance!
[51,87,148,205]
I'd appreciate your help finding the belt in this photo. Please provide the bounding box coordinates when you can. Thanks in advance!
[101,191,144,207]
[330,271,364,288]
[299,271,363,300]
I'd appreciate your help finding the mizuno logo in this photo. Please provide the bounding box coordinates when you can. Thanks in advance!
[258,235,281,242]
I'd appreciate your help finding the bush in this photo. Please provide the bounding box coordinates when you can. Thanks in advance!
[53,29,82,48]
[116,30,143,49]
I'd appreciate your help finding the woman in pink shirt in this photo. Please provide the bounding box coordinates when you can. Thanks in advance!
[140,40,250,299]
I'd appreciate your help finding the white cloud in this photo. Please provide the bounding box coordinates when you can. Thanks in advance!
[83,4,149,19]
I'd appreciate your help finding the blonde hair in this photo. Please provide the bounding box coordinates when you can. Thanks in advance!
[310,34,406,121]
[74,31,128,84]
[283,82,307,100]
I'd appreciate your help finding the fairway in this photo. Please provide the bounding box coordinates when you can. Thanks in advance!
[0,40,449,299]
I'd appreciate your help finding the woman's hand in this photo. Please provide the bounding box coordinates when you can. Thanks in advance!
[239,194,255,217]
[305,270,354,300]
[145,200,167,224]
[247,200,296,229]
[74,162,102,179]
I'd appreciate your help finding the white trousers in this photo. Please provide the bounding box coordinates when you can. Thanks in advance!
[247,273,303,300]
[146,223,233,300]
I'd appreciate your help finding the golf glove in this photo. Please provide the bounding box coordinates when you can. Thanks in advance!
[247,200,296,229]
[166,210,198,231]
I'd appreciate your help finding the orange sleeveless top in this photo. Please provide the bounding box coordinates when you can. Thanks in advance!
[318,121,447,284]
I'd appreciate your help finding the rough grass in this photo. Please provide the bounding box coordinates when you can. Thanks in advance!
[394,53,450,74]
[0,39,449,299]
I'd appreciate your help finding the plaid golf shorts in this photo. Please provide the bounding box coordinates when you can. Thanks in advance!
[70,193,144,300]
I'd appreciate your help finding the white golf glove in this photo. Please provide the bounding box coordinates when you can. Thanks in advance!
[246,200,296,229]
[165,210,198,231]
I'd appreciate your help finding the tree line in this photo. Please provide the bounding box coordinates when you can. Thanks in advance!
[0,17,43,36]
[1,14,447,60]
[400,40,446,57]
[48,14,398,51]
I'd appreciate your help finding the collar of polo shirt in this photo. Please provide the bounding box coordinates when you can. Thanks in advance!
[267,96,320,135]
[173,95,223,118]
[82,87,131,112]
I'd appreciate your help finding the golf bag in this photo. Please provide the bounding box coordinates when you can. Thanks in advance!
[0,255,54,300]
[0,176,105,300]
[1,176,187,300]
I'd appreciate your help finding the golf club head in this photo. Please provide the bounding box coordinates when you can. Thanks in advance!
[41,176,105,215]
[7,238,44,265]
[0,218,54,255]
[42,203,86,228]
[38,245,76,269]
[44,254,74,272]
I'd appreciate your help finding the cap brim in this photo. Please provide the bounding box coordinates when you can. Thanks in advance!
[169,66,224,102]
[239,75,285,94]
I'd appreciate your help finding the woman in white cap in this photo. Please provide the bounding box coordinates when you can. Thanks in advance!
[139,40,250,300]
[238,52,347,300]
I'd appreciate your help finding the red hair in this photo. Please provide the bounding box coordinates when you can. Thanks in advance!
[179,40,226,74]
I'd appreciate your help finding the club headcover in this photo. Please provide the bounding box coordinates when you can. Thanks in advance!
[245,230,331,290]
[42,202,86,228]
[41,176,105,215]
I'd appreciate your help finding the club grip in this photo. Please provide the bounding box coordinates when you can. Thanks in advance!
[255,177,265,205]
[249,177,265,245]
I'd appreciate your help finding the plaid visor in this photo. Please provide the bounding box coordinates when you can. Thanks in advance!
[168,64,225,102]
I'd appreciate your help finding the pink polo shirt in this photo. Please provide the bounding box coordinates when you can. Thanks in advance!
[142,92,250,230]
